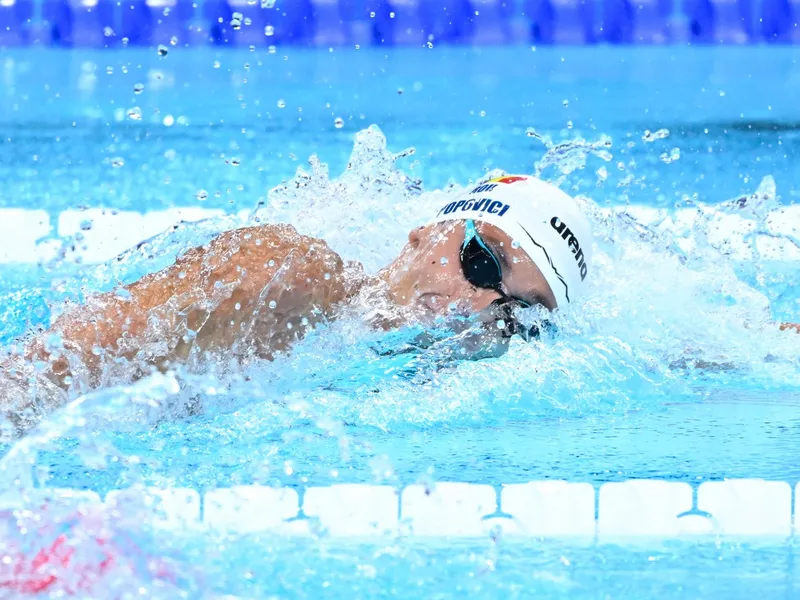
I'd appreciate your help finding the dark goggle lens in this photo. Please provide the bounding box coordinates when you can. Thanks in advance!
[460,236,503,290]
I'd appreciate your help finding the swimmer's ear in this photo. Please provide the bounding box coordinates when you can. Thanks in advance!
[408,226,423,250]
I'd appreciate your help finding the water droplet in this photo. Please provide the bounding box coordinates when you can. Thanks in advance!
[231,12,243,29]
[286,322,293,329]
[103,26,114,37]
[268,259,275,267]
[525,127,539,138]
[496,319,506,330]
[235,302,241,310]
[510,239,520,249]
[133,82,144,94]
[426,41,433,48]
[301,317,309,326]
[269,300,277,309]
[163,114,174,126]
[264,25,274,36]
[170,35,178,46]
[479,110,486,117]
[596,166,608,181]
[440,257,448,266]
[106,66,113,75]
[260,0,275,7]
[334,117,344,129]
[719,90,726,97]
[213,60,221,68]
[111,157,124,168]
[244,16,252,26]
[324,272,331,280]
[178,271,186,279]
[642,128,669,142]
[562,99,569,107]
[277,99,286,108]
[127,106,142,121]
[79,219,93,231]
[196,189,208,201]
[397,88,404,95]
[369,10,375,17]
[157,44,168,56]
[268,45,277,54]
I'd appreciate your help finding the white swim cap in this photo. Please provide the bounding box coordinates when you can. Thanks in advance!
[428,175,592,308]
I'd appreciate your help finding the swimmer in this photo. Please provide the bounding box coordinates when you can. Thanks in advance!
[0,174,796,432]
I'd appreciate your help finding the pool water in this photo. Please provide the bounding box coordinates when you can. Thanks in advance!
[1,45,800,597]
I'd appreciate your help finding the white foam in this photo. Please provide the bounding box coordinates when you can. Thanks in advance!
[0,207,239,265]
[0,204,799,265]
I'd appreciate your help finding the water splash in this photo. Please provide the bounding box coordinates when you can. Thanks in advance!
[532,134,614,178]
[1,125,800,595]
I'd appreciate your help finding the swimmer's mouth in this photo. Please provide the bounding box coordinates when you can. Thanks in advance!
[416,293,447,317]
[416,294,471,319]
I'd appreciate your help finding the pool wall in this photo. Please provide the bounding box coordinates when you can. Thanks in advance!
[5,479,798,538]
[0,0,798,49]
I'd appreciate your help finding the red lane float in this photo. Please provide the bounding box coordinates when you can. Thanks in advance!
[1,534,114,595]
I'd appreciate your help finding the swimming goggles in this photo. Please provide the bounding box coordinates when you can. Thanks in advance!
[459,219,550,341]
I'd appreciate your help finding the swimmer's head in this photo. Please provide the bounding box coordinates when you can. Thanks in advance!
[381,175,592,320]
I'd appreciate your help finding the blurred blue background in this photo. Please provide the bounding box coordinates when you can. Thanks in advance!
[0,0,799,49]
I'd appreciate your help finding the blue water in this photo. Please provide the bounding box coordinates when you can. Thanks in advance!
[1,46,800,597]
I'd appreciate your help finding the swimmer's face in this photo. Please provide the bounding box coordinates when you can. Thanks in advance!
[380,221,557,319]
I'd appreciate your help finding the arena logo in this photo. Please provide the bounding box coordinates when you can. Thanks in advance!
[437,198,511,218]
[550,216,588,281]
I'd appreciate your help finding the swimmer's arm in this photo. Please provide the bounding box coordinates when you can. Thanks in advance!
[14,224,355,393]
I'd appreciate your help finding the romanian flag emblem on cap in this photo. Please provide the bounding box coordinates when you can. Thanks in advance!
[487,175,528,184]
